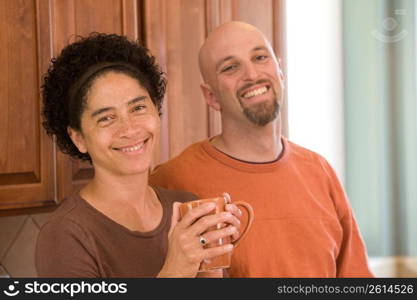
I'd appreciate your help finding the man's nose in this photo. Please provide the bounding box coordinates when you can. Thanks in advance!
[242,63,260,81]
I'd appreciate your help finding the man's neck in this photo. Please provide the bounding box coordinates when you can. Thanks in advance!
[211,118,283,162]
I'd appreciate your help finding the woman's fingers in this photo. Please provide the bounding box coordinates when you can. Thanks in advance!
[225,204,242,242]
[225,204,242,217]
[201,225,237,245]
[178,202,216,228]
[189,211,236,237]
[202,244,234,260]
[168,202,181,237]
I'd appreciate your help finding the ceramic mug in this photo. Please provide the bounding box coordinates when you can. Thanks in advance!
[179,193,254,271]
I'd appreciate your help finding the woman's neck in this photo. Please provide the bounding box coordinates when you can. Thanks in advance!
[80,170,162,232]
[83,171,149,207]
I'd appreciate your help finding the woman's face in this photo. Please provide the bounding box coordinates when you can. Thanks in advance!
[69,71,160,177]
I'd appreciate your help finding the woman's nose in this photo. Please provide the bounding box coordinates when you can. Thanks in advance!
[116,116,137,137]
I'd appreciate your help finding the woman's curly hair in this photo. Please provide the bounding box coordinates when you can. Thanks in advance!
[42,33,166,162]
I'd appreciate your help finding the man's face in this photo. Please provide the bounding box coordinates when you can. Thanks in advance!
[204,27,284,126]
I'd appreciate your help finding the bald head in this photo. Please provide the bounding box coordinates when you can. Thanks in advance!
[198,21,275,83]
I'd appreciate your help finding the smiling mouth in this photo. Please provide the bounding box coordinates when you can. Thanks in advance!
[113,138,149,152]
[241,85,270,99]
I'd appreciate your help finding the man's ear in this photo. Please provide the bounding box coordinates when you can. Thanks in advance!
[200,83,221,111]
[67,127,88,153]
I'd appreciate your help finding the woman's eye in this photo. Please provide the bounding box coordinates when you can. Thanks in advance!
[132,105,146,112]
[97,115,115,124]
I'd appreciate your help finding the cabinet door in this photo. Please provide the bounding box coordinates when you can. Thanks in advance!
[0,0,55,210]
[51,0,141,200]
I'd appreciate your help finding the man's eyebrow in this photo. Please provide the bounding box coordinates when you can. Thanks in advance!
[252,46,269,52]
[90,96,147,118]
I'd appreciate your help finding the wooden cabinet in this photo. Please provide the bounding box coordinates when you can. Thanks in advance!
[0,0,286,211]
[0,0,140,210]
[0,0,55,210]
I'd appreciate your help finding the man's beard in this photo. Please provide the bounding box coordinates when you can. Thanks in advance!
[240,96,280,126]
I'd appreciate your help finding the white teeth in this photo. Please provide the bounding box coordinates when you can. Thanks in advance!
[119,142,144,152]
[243,86,268,98]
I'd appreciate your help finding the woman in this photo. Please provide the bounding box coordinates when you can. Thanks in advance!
[36,33,241,277]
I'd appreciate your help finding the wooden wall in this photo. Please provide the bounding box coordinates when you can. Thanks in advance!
[0,0,286,211]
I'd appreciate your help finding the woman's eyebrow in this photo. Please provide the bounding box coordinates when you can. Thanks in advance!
[127,96,147,106]
[91,107,113,118]
[90,96,147,118]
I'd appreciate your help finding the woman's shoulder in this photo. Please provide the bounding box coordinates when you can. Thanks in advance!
[152,185,198,204]
[40,192,90,232]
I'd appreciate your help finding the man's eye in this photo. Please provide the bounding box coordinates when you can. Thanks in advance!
[255,55,268,61]
[221,64,238,73]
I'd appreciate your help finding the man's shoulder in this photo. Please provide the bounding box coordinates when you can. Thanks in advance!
[153,185,198,203]
[149,139,209,188]
[287,139,325,160]
[285,138,334,172]
[152,139,208,172]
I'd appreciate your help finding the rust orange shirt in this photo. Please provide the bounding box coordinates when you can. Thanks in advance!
[150,137,373,277]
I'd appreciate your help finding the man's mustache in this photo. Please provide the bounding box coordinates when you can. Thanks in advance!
[237,79,272,96]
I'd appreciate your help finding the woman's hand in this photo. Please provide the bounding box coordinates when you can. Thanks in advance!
[158,202,241,278]
[225,203,242,242]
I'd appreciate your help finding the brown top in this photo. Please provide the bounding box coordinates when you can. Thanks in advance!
[35,186,197,278]
[150,137,373,277]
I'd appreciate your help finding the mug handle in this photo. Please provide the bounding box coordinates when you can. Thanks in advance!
[230,201,254,248]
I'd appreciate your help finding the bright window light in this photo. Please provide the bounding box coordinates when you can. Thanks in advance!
[285,0,345,182]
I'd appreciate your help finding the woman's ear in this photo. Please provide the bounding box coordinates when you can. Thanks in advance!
[200,83,221,111]
[67,127,88,153]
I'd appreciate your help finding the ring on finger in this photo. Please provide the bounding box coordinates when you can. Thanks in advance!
[199,235,207,246]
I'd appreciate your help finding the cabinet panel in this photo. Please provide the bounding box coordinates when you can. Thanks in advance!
[0,0,55,209]
[145,0,209,165]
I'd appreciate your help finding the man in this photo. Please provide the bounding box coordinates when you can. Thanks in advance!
[150,21,373,277]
